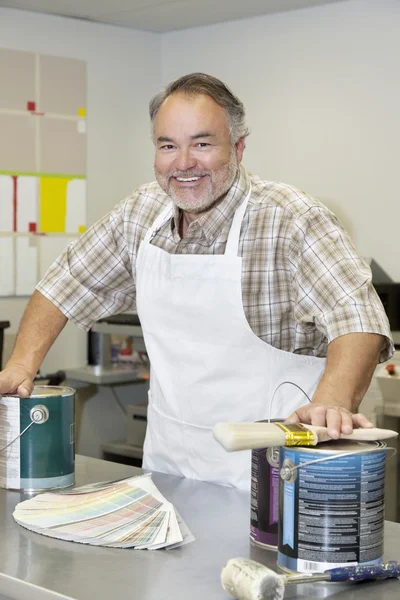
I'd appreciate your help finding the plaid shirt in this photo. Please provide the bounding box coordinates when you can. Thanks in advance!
[37,165,393,361]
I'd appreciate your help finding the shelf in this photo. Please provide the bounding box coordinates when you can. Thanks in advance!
[91,322,144,339]
[101,441,144,460]
[66,365,149,385]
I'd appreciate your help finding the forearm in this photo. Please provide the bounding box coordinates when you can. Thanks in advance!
[312,332,385,411]
[6,290,68,377]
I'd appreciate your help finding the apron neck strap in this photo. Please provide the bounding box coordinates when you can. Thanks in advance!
[225,184,252,257]
[143,203,174,244]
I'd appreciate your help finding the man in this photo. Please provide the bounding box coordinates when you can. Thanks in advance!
[0,73,393,489]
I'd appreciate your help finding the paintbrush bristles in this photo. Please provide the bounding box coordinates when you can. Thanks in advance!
[212,422,288,452]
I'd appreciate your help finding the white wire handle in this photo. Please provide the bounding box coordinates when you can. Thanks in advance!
[0,405,49,454]
[280,441,396,482]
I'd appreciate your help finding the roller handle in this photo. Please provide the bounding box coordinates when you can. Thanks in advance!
[326,562,400,582]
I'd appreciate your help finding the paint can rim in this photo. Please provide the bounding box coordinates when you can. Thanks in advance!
[1,385,75,399]
[284,439,387,455]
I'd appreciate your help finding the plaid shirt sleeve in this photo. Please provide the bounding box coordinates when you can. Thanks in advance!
[290,206,393,362]
[36,197,136,330]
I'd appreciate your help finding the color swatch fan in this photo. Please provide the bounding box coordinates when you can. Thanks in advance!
[13,474,194,549]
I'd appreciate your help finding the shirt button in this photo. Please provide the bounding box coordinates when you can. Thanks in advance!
[182,248,188,254]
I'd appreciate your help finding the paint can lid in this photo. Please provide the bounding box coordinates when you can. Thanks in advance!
[0,385,75,399]
[301,439,387,454]
[29,385,75,398]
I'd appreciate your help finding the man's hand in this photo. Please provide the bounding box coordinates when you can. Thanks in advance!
[0,290,68,399]
[285,332,385,440]
[0,365,35,398]
[286,404,373,440]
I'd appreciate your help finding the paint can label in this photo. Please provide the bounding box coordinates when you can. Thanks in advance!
[0,386,75,491]
[0,396,21,488]
[250,446,280,548]
[278,445,385,573]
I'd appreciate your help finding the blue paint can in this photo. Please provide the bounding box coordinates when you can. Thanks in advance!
[0,385,75,492]
[278,440,386,574]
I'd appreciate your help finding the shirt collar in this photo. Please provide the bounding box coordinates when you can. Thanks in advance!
[171,165,251,244]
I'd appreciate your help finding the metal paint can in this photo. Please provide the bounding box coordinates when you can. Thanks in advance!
[0,385,75,492]
[250,420,283,550]
[277,440,386,574]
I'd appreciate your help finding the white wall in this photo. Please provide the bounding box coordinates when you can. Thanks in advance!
[0,0,399,457]
[161,0,400,280]
[2,0,398,370]
[0,7,161,373]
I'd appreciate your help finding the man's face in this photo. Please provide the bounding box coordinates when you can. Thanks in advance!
[154,93,245,214]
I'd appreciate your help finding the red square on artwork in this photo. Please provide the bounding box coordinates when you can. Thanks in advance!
[27,101,36,111]
[28,222,37,233]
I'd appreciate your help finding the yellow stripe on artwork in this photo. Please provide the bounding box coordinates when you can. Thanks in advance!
[40,177,69,232]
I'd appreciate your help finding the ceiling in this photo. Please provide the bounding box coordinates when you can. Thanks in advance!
[0,0,347,33]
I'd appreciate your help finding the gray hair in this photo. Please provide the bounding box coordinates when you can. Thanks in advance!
[149,73,249,144]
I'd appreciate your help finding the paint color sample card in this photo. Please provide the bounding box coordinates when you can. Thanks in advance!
[13,474,195,549]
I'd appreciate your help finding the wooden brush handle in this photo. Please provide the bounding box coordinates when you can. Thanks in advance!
[340,427,398,442]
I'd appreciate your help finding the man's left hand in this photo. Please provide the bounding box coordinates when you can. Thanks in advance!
[286,404,373,440]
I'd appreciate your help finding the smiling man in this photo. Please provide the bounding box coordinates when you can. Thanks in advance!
[153,92,243,225]
[0,73,393,489]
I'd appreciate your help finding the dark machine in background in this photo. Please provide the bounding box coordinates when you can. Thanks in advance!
[367,258,400,347]
[374,284,400,347]
[0,321,10,370]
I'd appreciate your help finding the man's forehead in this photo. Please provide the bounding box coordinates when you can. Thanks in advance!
[162,93,225,116]
[154,93,229,133]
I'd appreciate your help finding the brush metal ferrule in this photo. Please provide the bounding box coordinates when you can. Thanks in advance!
[275,423,316,446]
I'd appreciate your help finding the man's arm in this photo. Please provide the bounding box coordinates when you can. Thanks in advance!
[0,290,68,397]
[287,332,384,438]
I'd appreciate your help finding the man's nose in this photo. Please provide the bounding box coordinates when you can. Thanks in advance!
[175,149,197,171]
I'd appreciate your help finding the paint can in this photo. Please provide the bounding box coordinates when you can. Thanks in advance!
[0,385,75,492]
[250,420,282,550]
[277,440,386,574]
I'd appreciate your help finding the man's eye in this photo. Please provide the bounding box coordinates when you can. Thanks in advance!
[160,145,175,150]
[196,143,210,148]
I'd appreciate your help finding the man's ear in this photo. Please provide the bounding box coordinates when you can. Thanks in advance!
[235,137,246,163]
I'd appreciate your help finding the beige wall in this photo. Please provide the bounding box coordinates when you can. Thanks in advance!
[0,0,398,458]
[0,7,161,373]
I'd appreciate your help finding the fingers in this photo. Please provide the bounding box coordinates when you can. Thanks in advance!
[352,412,374,429]
[17,381,34,397]
[285,404,373,440]
[0,371,34,397]
[285,411,301,423]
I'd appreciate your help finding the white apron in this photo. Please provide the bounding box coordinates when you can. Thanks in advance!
[136,186,326,489]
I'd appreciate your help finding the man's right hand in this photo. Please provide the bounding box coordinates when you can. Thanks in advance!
[0,365,35,398]
[0,290,69,399]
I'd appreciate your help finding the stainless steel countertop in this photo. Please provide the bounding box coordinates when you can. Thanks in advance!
[0,455,399,600]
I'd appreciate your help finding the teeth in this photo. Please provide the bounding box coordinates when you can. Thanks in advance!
[176,177,201,182]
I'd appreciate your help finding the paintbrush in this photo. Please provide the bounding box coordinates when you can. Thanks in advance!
[221,557,400,600]
[212,421,398,452]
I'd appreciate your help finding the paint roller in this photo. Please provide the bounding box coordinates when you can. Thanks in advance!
[221,557,400,600]
[212,421,398,452]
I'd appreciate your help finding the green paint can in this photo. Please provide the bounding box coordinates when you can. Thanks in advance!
[0,385,75,492]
